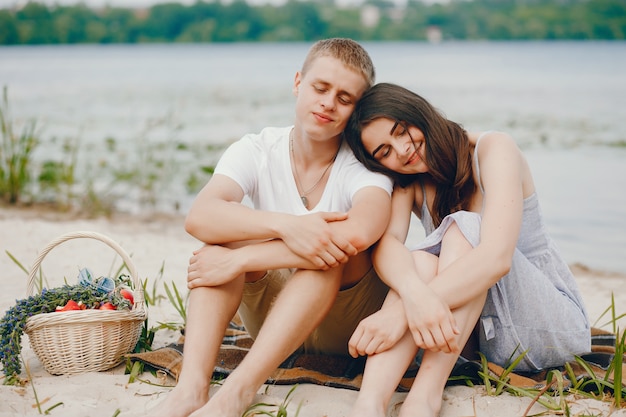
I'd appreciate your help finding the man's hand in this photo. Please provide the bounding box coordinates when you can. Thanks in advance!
[278,212,357,269]
[402,285,460,354]
[348,300,408,358]
[187,244,242,288]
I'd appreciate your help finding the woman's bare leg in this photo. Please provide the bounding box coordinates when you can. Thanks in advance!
[399,223,486,417]
[348,247,440,417]
[348,332,419,417]
[398,294,485,417]
[350,223,487,417]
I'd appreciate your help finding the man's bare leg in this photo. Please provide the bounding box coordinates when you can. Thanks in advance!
[151,277,244,417]
[189,267,343,417]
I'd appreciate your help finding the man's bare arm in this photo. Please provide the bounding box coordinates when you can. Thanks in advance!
[186,186,391,288]
[185,174,356,265]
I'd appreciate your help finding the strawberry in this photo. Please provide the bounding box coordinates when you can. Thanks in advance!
[119,288,134,305]
[56,299,81,312]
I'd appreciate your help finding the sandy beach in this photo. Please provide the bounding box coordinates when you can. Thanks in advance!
[1,206,625,417]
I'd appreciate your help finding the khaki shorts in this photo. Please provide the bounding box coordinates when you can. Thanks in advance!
[238,267,388,356]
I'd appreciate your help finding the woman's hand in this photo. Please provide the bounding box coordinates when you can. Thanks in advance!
[402,285,460,354]
[187,244,242,288]
[278,212,357,269]
[348,299,408,358]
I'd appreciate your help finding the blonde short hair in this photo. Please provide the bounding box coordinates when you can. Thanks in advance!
[301,38,375,88]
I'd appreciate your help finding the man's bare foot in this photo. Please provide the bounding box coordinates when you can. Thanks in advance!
[149,386,208,417]
[188,383,257,417]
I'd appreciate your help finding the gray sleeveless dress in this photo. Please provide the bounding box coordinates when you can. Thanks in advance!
[411,133,590,371]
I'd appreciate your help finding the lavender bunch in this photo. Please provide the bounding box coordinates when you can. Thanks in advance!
[0,282,131,385]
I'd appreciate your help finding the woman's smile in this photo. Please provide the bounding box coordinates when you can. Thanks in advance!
[405,149,419,166]
[360,117,427,174]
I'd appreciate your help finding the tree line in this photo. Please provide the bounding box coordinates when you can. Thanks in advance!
[0,0,624,45]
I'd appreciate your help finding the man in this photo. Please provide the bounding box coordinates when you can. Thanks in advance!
[151,38,392,417]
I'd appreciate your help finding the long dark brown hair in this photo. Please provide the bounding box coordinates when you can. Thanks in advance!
[344,83,475,227]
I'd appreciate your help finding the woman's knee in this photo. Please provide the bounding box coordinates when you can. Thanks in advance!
[411,250,439,282]
[439,222,472,270]
[441,222,471,249]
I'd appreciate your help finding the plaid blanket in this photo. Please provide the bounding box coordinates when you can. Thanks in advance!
[126,319,625,392]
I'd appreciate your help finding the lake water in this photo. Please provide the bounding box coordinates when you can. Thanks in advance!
[1,41,625,273]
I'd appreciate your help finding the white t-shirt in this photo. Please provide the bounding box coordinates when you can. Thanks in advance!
[214,126,393,215]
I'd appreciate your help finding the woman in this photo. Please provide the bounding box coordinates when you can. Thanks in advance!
[343,83,590,417]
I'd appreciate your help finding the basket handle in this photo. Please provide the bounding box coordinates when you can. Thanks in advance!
[26,231,145,308]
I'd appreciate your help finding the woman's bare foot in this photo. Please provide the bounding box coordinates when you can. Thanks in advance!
[398,389,442,417]
[347,395,387,417]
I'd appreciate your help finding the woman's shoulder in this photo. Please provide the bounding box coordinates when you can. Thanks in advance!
[468,130,515,146]
[469,131,521,161]
[470,130,534,195]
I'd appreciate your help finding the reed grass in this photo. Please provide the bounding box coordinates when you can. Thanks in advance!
[594,293,626,335]
[37,135,79,211]
[140,262,167,307]
[0,86,38,205]
[243,385,302,417]
[22,355,64,415]
[478,346,531,397]
[472,296,626,414]
[0,87,223,216]
[163,280,187,326]
[5,250,48,294]
[614,330,625,407]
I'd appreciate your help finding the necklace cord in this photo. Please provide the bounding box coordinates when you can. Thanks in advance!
[290,132,338,208]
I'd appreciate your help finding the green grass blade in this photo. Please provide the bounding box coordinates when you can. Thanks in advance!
[613,329,624,407]
[5,250,28,274]
[163,281,187,323]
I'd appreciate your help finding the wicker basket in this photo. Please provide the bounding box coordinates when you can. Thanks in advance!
[23,231,147,376]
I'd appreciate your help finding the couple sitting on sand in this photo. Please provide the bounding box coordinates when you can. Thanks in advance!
[150,38,590,417]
